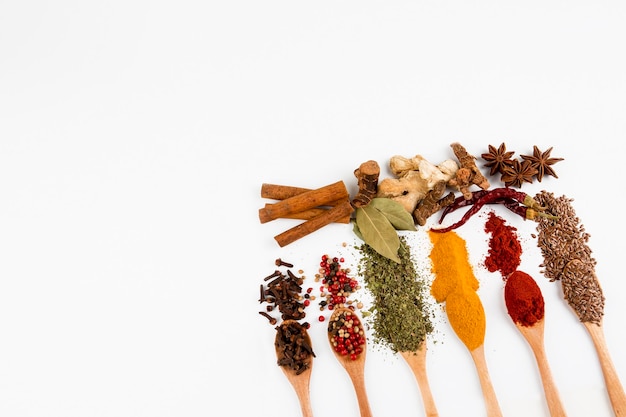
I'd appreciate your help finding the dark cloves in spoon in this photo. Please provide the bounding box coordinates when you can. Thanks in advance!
[275,320,315,375]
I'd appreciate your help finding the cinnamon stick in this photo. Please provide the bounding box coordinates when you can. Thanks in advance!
[261,183,313,200]
[259,181,349,224]
[261,183,349,222]
[263,202,351,223]
[274,200,354,247]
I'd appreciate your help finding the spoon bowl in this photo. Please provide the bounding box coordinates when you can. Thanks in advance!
[327,307,373,417]
[505,270,567,416]
[275,320,315,417]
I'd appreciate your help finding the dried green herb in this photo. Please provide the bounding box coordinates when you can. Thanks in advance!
[353,198,416,263]
[357,235,434,352]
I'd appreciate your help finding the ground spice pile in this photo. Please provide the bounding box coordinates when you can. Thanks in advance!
[504,270,545,327]
[357,235,434,353]
[484,211,522,279]
[428,230,486,351]
[534,191,605,324]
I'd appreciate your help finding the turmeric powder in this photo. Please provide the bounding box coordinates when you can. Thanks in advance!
[428,230,486,351]
[445,290,486,351]
[429,231,479,301]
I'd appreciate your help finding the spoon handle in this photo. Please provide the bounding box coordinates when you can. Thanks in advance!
[584,322,626,416]
[294,387,314,417]
[531,341,568,417]
[470,345,503,417]
[347,368,373,417]
[401,348,439,417]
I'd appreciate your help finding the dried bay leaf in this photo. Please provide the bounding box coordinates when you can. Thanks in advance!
[352,220,364,241]
[369,198,417,231]
[355,205,401,263]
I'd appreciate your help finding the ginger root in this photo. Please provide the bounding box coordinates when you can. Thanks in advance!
[389,155,422,178]
[390,155,459,185]
[377,171,429,213]
[377,155,459,213]
[448,142,490,200]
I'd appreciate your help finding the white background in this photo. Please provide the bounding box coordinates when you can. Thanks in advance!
[1,1,625,416]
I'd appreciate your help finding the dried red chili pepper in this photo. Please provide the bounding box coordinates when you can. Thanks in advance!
[431,188,547,233]
[438,188,547,223]
[440,193,558,225]
[501,200,558,221]
[438,190,490,224]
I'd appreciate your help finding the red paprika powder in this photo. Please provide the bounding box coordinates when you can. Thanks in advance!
[504,270,545,327]
[484,211,522,278]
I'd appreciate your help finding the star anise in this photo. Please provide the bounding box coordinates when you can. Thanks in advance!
[520,146,564,182]
[500,159,538,188]
[481,143,515,176]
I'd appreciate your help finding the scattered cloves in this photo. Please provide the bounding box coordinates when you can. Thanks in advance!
[264,270,283,281]
[275,258,294,268]
[259,260,310,326]
[259,311,277,325]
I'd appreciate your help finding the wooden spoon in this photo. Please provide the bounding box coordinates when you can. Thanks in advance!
[470,344,504,417]
[561,260,626,415]
[445,290,502,417]
[515,318,568,417]
[400,341,439,417]
[584,321,626,417]
[327,307,373,417]
[275,320,315,417]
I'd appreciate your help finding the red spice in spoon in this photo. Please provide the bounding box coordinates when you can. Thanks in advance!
[504,270,545,327]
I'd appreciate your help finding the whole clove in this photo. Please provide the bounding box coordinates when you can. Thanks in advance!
[264,270,283,281]
[275,258,294,268]
[259,261,309,325]
[259,311,277,325]
[275,321,315,375]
